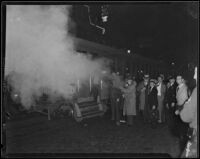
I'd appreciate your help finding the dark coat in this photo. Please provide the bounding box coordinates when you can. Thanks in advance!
[110,86,123,109]
[111,87,122,99]
[137,81,149,111]
[165,83,177,105]
[148,86,158,109]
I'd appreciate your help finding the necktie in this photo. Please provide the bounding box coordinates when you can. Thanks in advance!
[176,87,179,93]
[149,87,152,94]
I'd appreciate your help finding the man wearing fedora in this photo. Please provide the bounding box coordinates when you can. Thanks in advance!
[120,76,137,126]
[137,74,150,123]
[148,79,159,128]
[164,76,178,133]
[110,72,124,126]
[157,75,166,123]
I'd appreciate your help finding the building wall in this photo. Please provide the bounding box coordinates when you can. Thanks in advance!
[73,37,171,79]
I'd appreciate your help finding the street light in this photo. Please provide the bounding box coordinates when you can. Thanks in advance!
[101,5,109,22]
[84,5,106,34]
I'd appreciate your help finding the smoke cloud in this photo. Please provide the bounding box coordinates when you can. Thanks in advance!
[5,5,110,109]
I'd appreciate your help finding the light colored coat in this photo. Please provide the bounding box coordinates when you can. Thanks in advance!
[176,83,188,106]
[157,82,166,99]
[137,81,147,110]
[180,87,197,130]
[121,82,137,116]
[157,82,166,122]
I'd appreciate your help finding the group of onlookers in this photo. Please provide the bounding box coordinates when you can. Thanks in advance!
[110,73,169,128]
[109,66,197,158]
[137,74,167,128]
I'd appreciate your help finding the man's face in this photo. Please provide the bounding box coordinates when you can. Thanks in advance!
[112,72,116,76]
[150,82,154,87]
[194,67,197,81]
[144,79,148,85]
[176,76,183,85]
[170,78,175,84]
[158,77,162,83]
[127,80,132,85]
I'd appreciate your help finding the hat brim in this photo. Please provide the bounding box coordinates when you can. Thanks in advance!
[127,79,133,81]
[150,79,157,84]
[169,77,175,80]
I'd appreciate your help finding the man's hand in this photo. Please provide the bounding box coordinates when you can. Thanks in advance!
[171,102,175,107]
[175,110,179,115]
[152,105,156,110]
[141,87,146,91]
[166,103,169,109]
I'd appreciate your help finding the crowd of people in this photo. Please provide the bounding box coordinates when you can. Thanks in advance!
[109,66,197,158]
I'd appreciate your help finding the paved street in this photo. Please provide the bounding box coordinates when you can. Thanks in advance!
[5,111,180,157]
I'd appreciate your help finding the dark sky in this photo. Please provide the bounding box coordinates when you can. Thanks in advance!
[71,2,198,66]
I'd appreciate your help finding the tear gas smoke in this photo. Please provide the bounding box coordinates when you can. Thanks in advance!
[5,5,110,109]
[111,73,125,88]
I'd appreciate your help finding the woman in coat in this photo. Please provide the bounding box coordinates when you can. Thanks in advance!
[120,77,137,126]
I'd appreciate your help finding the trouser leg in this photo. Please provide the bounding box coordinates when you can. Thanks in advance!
[111,98,115,120]
[143,108,148,122]
[158,96,161,121]
[165,104,170,125]
[115,100,120,123]
[180,121,189,151]
[168,106,173,129]
[127,115,133,125]
[170,106,176,125]
[172,113,181,137]
[150,110,158,128]
[176,115,189,152]
[158,96,164,122]
[161,103,166,123]
[140,110,144,118]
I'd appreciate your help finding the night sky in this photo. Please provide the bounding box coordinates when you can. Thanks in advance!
[71,2,198,66]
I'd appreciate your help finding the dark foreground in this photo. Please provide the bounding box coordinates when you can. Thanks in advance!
[5,111,181,158]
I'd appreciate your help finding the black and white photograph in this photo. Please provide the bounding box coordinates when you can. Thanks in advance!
[1,1,198,158]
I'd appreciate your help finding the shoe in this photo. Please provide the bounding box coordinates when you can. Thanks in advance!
[120,120,126,123]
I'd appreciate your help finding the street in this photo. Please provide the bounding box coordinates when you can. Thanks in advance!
[5,110,181,157]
